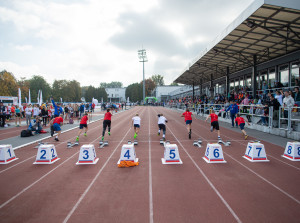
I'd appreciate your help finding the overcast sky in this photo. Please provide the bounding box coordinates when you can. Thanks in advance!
[0,0,254,87]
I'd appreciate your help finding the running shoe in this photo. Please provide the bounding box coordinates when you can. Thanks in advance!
[101,136,104,141]
[157,132,160,136]
[76,136,79,142]
[108,132,111,136]
[189,132,191,139]
[55,138,59,141]
[84,133,87,137]
[134,133,137,139]
[245,135,248,140]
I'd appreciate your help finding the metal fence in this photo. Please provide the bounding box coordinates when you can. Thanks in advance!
[166,102,300,132]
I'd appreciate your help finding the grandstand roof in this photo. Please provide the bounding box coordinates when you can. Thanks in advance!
[175,0,300,85]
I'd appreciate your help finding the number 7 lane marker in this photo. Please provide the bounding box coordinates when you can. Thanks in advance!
[167,127,242,223]
[63,127,133,223]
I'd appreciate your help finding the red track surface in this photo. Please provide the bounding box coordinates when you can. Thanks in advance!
[0,107,299,223]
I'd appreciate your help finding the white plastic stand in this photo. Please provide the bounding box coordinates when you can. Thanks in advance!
[76,144,99,165]
[203,143,226,163]
[161,144,183,164]
[282,141,300,161]
[0,145,18,164]
[117,144,138,164]
[243,142,269,162]
[33,144,60,164]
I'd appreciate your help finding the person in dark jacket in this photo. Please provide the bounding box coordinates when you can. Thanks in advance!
[226,101,239,127]
[0,102,6,127]
[269,95,281,121]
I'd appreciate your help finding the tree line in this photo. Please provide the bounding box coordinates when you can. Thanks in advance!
[1,70,178,103]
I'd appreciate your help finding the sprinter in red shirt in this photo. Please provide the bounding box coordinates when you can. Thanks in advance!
[235,114,250,139]
[76,112,88,142]
[50,114,64,141]
[102,109,112,141]
[181,108,193,139]
[205,110,222,142]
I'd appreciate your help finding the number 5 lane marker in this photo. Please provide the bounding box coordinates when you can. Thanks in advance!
[167,127,242,223]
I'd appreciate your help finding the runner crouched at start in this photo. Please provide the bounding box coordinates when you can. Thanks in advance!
[157,114,168,140]
[76,112,88,142]
[50,114,64,141]
[102,109,112,141]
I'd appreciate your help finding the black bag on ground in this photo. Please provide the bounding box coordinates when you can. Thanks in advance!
[21,130,33,137]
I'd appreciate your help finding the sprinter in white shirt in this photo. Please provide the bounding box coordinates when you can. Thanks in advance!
[157,114,168,140]
[132,113,141,139]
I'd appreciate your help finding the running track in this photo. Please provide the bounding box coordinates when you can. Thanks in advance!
[0,107,299,223]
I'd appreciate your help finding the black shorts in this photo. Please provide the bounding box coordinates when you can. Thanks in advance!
[80,124,87,129]
[15,113,21,117]
[239,123,245,130]
[211,121,219,130]
[158,124,166,131]
[103,120,111,128]
[134,124,140,128]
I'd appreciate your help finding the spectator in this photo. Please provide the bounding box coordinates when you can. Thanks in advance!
[0,102,6,127]
[283,91,295,118]
[240,94,250,113]
[294,87,300,106]
[275,90,283,106]
[41,105,48,126]
[269,95,281,127]
[51,98,63,118]
[32,104,40,118]
[14,105,22,127]
[261,104,269,126]
[28,116,43,134]
[79,103,85,118]
[25,104,33,126]
[226,101,239,128]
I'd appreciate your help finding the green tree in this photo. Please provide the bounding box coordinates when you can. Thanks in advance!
[52,79,81,102]
[17,77,30,101]
[170,82,179,86]
[0,70,18,96]
[66,80,81,102]
[28,75,51,103]
[151,74,164,86]
[143,78,156,96]
[85,86,108,102]
[100,81,123,88]
[125,83,142,102]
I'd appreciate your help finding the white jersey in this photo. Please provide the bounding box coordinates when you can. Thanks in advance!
[33,107,40,116]
[158,116,167,125]
[132,116,141,125]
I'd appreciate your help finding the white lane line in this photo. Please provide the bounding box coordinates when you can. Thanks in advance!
[165,109,300,205]
[148,108,154,223]
[167,126,242,223]
[0,155,35,174]
[63,126,133,223]
[0,109,138,208]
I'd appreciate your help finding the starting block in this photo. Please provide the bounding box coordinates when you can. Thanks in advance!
[218,140,231,146]
[0,145,18,164]
[33,144,60,164]
[193,139,202,148]
[160,138,165,145]
[243,141,269,162]
[67,142,79,148]
[76,144,99,165]
[99,140,108,148]
[203,143,226,163]
[34,141,48,149]
[282,141,300,161]
[161,144,182,164]
[117,144,138,164]
[128,140,138,145]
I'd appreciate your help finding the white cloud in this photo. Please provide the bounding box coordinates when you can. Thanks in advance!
[0,0,255,87]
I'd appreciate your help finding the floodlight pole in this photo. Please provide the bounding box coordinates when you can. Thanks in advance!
[138,49,148,104]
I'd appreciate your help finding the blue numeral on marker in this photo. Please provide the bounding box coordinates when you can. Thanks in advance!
[298,147,300,156]
[124,150,131,159]
[40,150,46,159]
[256,147,262,157]
[287,146,292,154]
[169,149,175,159]
[51,148,55,158]
[83,150,89,159]
[206,148,209,157]
[214,148,219,158]
[7,149,11,158]
[247,146,252,155]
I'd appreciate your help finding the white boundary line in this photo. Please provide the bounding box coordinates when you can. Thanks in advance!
[166,125,242,223]
[166,108,300,205]
[148,108,154,223]
[63,127,133,223]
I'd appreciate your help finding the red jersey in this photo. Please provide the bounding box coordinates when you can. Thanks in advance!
[182,111,192,122]
[53,117,63,124]
[80,115,88,124]
[104,112,112,121]
[210,113,218,123]
[235,117,245,126]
